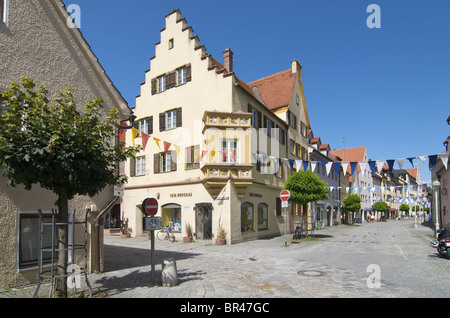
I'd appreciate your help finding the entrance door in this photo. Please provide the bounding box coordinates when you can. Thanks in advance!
[195,203,213,239]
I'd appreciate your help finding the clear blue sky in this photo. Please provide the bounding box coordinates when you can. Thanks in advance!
[63,0,450,182]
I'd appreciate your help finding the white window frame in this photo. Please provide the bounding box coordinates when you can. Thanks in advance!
[176,67,187,86]
[160,152,172,172]
[220,139,239,163]
[136,156,146,176]
[140,118,149,135]
[166,110,177,130]
[157,75,166,93]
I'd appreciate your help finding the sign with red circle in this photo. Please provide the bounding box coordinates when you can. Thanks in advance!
[143,198,158,216]
[280,190,291,202]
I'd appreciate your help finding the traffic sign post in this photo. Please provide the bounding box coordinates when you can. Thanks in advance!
[142,198,159,284]
[280,190,290,246]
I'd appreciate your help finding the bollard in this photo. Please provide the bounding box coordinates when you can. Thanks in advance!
[161,258,178,287]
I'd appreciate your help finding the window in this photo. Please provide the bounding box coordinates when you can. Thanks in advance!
[159,108,181,131]
[169,38,174,49]
[154,151,177,173]
[248,105,261,128]
[290,139,295,155]
[288,111,297,129]
[300,121,306,137]
[220,139,239,163]
[241,203,254,232]
[185,145,200,169]
[166,109,176,130]
[263,116,272,136]
[17,211,59,270]
[136,156,146,176]
[139,117,153,135]
[258,204,268,230]
[176,67,187,86]
[157,75,166,93]
[296,94,299,105]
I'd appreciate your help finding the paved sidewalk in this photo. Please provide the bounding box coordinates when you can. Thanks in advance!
[0,220,434,298]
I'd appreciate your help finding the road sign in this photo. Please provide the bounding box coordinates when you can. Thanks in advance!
[280,190,290,202]
[282,201,289,208]
[114,185,124,197]
[143,198,158,216]
[143,216,162,231]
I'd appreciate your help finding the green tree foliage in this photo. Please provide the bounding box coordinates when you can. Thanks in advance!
[0,78,140,297]
[343,194,361,212]
[399,203,410,212]
[373,201,389,212]
[283,170,329,205]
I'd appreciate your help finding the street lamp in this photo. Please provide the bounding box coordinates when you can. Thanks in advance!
[432,180,441,238]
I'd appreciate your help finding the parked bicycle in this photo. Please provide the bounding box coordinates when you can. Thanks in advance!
[293,223,306,240]
[157,225,175,242]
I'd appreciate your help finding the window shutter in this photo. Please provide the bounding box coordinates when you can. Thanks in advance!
[170,151,177,171]
[186,64,192,82]
[159,112,165,132]
[257,111,261,128]
[149,116,153,134]
[167,71,176,89]
[130,158,136,177]
[276,198,282,216]
[176,107,182,127]
[151,78,157,95]
[153,153,160,174]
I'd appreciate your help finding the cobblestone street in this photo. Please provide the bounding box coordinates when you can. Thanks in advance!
[2,219,448,299]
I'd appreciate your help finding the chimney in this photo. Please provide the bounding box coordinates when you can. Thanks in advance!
[291,60,302,75]
[223,48,233,73]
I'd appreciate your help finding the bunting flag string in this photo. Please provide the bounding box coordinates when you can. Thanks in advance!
[128,132,447,177]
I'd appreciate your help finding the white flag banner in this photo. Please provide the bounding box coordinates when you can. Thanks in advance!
[417,155,427,163]
[326,162,333,176]
[396,158,406,169]
[376,160,385,173]
[359,161,367,173]
[311,162,317,172]
[295,160,302,172]
[345,187,349,193]
[440,153,449,170]
[342,162,349,176]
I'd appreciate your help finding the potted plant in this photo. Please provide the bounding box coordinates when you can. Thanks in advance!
[183,222,193,243]
[215,223,227,245]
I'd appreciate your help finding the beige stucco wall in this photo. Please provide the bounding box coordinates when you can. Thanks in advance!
[0,0,129,288]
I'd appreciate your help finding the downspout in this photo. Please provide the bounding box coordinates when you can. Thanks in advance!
[92,196,119,273]
[91,113,137,273]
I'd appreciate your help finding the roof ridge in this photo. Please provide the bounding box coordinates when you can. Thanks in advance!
[247,68,292,86]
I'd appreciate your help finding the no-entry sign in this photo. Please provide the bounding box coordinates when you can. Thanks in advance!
[280,190,290,202]
[143,198,158,216]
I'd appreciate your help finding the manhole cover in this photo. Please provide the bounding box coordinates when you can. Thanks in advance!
[297,270,327,277]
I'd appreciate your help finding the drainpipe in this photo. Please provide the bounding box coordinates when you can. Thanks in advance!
[92,197,119,273]
[91,113,136,273]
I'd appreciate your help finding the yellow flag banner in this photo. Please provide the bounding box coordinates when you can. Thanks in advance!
[131,128,139,146]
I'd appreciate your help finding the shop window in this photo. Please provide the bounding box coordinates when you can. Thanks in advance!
[161,204,181,232]
[241,202,254,232]
[257,203,268,230]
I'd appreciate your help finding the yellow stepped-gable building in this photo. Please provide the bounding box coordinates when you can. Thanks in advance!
[123,9,312,244]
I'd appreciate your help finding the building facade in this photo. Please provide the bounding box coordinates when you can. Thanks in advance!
[0,0,131,288]
[122,9,312,244]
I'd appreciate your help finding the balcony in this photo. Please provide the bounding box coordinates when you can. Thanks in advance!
[201,163,253,198]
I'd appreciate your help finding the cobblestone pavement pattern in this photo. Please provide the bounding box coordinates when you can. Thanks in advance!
[1,219,449,298]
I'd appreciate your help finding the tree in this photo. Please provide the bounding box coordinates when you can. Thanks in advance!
[399,203,410,216]
[373,201,389,213]
[283,170,328,234]
[0,78,140,297]
[343,194,361,212]
[283,170,329,205]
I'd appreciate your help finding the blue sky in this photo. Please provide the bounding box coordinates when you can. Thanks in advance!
[63,0,450,182]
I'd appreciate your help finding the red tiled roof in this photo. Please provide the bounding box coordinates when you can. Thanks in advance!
[320,144,330,150]
[405,168,418,179]
[246,69,296,110]
[329,146,366,175]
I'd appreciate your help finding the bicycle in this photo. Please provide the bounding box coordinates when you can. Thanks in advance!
[293,223,306,240]
[157,226,176,242]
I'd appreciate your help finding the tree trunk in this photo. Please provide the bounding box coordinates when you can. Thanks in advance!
[55,187,69,298]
